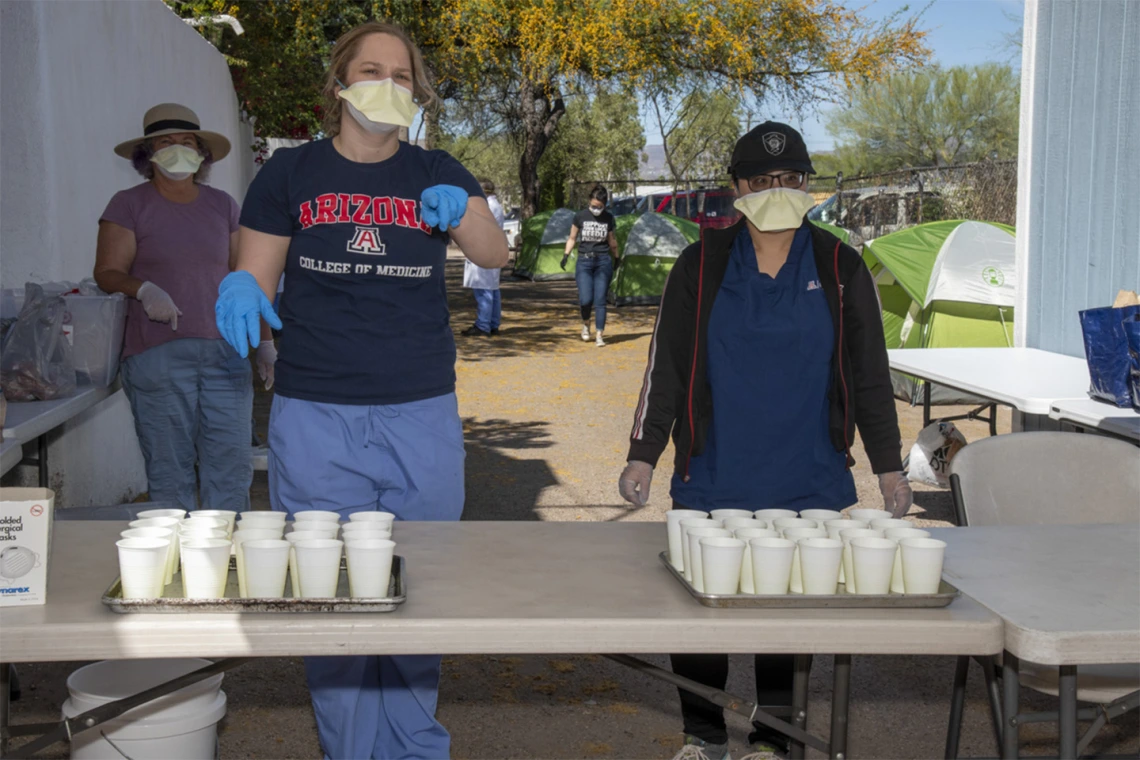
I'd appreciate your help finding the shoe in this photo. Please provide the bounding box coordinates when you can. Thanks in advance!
[490,328,500,335]
[671,735,730,760]
[581,325,591,341]
[739,738,789,760]
[461,325,491,337]
[596,333,606,347]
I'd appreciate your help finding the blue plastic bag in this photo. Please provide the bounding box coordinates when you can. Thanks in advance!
[1124,315,1140,413]
[1079,304,1140,407]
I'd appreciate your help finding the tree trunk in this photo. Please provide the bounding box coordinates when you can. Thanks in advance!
[518,77,566,219]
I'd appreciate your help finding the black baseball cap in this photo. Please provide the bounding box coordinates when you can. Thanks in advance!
[729,121,815,177]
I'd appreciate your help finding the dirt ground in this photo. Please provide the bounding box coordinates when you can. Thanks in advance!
[7,260,1137,759]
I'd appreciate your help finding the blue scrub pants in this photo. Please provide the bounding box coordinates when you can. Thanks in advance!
[268,392,465,760]
[575,255,613,331]
[120,338,252,512]
[472,288,501,333]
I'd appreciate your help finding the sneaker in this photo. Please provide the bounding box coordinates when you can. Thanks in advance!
[671,735,731,760]
[490,328,500,335]
[739,739,789,760]
[581,325,591,341]
[461,325,491,337]
[596,333,606,347]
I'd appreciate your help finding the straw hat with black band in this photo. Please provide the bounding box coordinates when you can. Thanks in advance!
[114,103,231,161]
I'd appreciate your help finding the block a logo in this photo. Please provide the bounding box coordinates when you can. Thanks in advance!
[348,226,387,255]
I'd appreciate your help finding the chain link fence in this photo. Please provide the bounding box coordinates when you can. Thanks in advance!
[568,159,1017,244]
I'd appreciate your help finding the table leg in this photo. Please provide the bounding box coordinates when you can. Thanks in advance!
[980,655,1004,751]
[1001,651,1020,759]
[1,661,10,756]
[37,436,48,488]
[829,655,851,760]
[924,381,932,427]
[1058,665,1077,759]
[789,654,811,760]
[944,655,970,759]
[988,404,997,436]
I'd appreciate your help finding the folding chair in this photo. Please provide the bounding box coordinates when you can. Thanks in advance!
[943,432,1140,759]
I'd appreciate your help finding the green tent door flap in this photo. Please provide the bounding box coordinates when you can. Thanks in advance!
[610,213,700,306]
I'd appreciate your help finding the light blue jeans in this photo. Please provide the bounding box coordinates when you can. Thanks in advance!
[268,392,465,760]
[472,288,501,332]
[121,338,252,512]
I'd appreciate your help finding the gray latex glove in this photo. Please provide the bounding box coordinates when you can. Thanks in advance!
[879,471,914,518]
[137,281,182,330]
[256,342,277,390]
[619,460,654,506]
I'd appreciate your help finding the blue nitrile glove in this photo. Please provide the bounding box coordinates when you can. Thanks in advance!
[215,271,282,358]
[420,184,469,231]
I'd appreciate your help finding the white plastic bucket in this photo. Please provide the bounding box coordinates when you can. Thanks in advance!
[62,659,226,759]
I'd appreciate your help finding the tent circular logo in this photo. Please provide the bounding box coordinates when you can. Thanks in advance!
[982,267,1005,287]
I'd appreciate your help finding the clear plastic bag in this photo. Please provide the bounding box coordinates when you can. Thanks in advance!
[0,284,77,401]
[905,421,968,488]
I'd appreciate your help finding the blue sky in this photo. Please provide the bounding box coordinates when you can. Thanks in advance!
[641,0,1025,151]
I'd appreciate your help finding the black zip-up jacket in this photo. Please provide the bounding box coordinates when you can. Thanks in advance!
[627,219,903,480]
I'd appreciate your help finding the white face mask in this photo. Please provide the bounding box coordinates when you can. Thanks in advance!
[150,144,204,180]
[589,207,603,217]
[337,78,419,134]
[733,188,816,232]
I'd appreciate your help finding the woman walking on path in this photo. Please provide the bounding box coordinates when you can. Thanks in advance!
[215,21,507,760]
[618,122,912,760]
[561,184,619,346]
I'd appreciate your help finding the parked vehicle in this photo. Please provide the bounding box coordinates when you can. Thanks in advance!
[608,196,639,216]
[808,186,947,246]
[653,188,741,230]
[502,207,522,250]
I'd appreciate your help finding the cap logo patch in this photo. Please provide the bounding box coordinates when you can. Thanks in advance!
[762,132,786,155]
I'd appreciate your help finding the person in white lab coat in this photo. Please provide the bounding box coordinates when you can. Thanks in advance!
[461,179,505,337]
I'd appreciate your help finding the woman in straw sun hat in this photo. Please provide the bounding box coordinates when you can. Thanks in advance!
[94,103,269,514]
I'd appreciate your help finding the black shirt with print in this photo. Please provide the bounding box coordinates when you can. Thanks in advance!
[572,209,616,255]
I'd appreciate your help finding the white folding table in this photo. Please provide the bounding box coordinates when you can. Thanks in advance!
[1,521,1004,759]
[0,386,113,486]
[1048,398,1140,442]
[936,524,1140,759]
[0,440,22,478]
[888,348,1092,434]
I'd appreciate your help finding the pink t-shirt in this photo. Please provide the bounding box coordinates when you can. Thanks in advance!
[100,183,239,359]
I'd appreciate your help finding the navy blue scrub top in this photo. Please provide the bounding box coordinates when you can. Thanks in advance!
[671,224,856,512]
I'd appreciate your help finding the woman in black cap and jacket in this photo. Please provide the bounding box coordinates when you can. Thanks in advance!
[618,122,911,760]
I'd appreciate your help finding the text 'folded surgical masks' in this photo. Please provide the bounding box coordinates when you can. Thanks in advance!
[337,79,419,134]
[733,188,817,232]
[151,145,204,180]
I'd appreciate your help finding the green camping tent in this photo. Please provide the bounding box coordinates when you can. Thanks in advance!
[610,212,700,306]
[512,208,576,281]
[810,220,850,244]
[863,220,1017,404]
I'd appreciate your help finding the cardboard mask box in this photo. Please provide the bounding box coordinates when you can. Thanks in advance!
[0,488,54,606]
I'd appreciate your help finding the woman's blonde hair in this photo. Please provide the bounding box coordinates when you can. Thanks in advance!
[321,21,436,137]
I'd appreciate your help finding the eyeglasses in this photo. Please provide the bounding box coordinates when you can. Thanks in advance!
[746,171,806,192]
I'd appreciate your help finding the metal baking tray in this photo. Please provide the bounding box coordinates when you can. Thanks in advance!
[659,551,958,608]
[102,555,406,613]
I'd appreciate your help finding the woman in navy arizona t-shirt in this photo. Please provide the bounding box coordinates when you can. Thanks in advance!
[214,22,508,760]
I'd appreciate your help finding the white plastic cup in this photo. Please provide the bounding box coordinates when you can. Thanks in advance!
[241,539,291,598]
[839,528,885,594]
[135,508,187,521]
[721,516,758,533]
[800,509,843,524]
[665,511,707,571]
[285,530,337,587]
[181,516,228,534]
[709,508,754,522]
[340,521,391,536]
[798,537,843,595]
[129,516,181,531]
[783,527,826,593]
[884,528,931,593]
[296,521,340,539]
[178,528,228,550]
[342,530,393,544]
[900,538,947,594]
[345,538,396,598]
[678,518,713,581]
[774,517,818,535]
[753,509,797,524]
[750,537,795,594]
[733,528,780,593]
[700,537,747,595]
[192,510,237,537]
[850,537,897,595]
[849,508,893,523]
[120,527,177,586]
[348,511,396,526]
[870,518,913,533]
[825,519,867,583]
[294,510,341,524]
[237,512,287,530]
[179,538,231,599]
[293,539,344,598]
[233,528,284,597]
[116,538,170,598]
[687,527,732,592]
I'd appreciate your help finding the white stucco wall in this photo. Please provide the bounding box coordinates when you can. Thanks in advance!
[1015,0,1140,355]
[1,0,255,505]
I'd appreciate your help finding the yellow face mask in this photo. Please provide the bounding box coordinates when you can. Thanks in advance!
[733,188,816,232]
[336,79,419,133]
